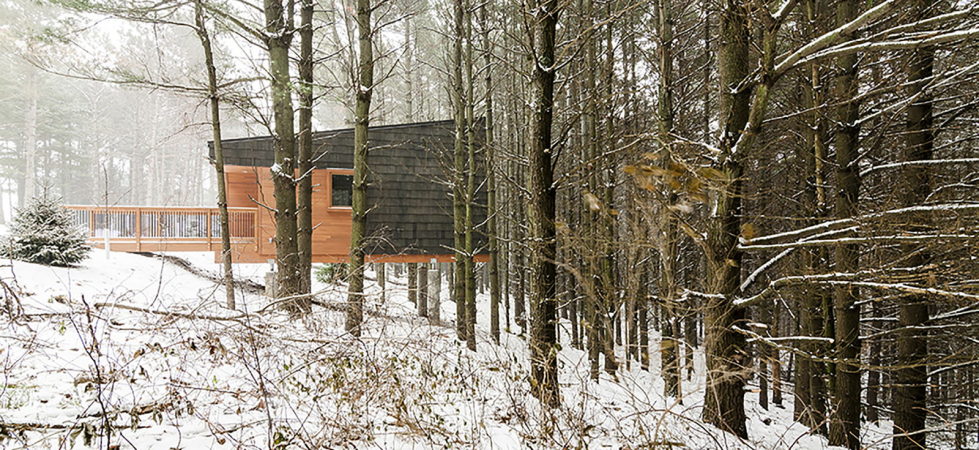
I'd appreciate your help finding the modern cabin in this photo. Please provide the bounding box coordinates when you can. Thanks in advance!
[68,119,487,264]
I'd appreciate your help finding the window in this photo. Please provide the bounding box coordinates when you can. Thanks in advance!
[330,174,353,207]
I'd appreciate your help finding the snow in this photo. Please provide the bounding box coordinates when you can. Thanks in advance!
[0,251,899,448]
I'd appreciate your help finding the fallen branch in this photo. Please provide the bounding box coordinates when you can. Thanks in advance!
[93,302,251,321]
[130,252,265,295]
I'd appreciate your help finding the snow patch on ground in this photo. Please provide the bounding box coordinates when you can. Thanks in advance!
[0,252,894,448]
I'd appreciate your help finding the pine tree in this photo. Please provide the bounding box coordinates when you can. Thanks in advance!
[3,196,90,266]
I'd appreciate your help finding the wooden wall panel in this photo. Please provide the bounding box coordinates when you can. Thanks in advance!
[219,165,485,264]
[224,167,261,208]
[249,167,354,261]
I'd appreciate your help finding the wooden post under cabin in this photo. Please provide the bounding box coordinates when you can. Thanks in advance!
[418,263,428,318]
[408,263,418,304]
[428,259,440,324]
[206,209,212,251]
[135,208,142,252]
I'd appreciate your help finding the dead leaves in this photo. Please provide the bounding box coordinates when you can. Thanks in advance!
[623,161,731,209]
[740,223,758,241]
[583,192,603,212]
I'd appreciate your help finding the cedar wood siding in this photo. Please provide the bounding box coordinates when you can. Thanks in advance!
[209,119,488,257]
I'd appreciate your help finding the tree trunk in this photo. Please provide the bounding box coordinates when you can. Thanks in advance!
[892,3,934,448]
[828,1,862,448]
[23,67,38,204]
[480,0,501,346]
[452,0,468,344]
[195,0,236,310]
[464,9,477,352]
[772,300,783,407]
[526,0,560,407]
[345,0,374,336]
[701,0,750,438]
[297,0,314,294]
[655,0,680,401]
[796,0,828,432]
[263,0,304,312]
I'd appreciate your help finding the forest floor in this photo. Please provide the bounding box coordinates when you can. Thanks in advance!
[0,251,897,449]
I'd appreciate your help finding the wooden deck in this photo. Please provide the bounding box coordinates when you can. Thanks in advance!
[67,205,258,253]
[67,202,488,264]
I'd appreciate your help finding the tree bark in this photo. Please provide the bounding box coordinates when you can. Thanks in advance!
[297,0,314,294]
[701,0,750,438]
[345,0,374,336]
[892,3,934,449]
[464,8,477,352]
[263,0,305,312]
[527,0,560,407]
[194,0,236,310]
[452,0,468,344]
[23,68,38,204]
[480,0,501,346]
[828,1,862,448]
[655,0,680,401]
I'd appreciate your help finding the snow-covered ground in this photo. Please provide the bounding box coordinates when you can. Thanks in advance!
[0,251,894,449]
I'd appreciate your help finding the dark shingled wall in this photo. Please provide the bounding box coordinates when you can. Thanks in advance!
[210,119,487,255]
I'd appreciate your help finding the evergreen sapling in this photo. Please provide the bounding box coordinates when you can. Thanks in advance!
[3,196,90,266]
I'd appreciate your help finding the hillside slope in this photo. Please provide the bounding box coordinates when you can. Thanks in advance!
[0,252,888,449]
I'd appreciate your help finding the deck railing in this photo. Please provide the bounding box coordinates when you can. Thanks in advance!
[65,205,257,251]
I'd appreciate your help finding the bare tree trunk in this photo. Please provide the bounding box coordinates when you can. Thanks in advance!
[527,0,560,407]
[263,0,304,311]
[795,0,823,431]
[296,0,314,294]
[194,0,236,309]
[404,16,414,122]
[581,0,602,381]
[23,68,38,204]
[893,3,934,448]
[480,0,501,346]
[345,0,374,336]
[451,0,468,344]
[655,0,680,401]
[464,8,477,352]
[600,16,618,378]
[772,300,783,407]
[828,2,862,448]
[701,0,750,438]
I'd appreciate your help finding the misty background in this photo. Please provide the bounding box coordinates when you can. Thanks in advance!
[0,0,452,220]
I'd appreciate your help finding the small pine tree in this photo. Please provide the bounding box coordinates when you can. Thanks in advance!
[2,196,90,266]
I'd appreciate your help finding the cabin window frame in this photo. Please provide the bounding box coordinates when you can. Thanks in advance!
[326,169,355,210]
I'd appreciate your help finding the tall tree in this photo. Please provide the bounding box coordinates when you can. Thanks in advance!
[464,3,477,351]
[892,2,935,448]
[296,0,314,294]
[262,0,305,311]
[451,0,468,344]
[23,67,38,204]
[526,0,560,407]
[829,0,862,447]
[194,0,235,309]
[344,0,375,336]
[480,0,501,345]
[701,0,750,438]
[654,0,681,400]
